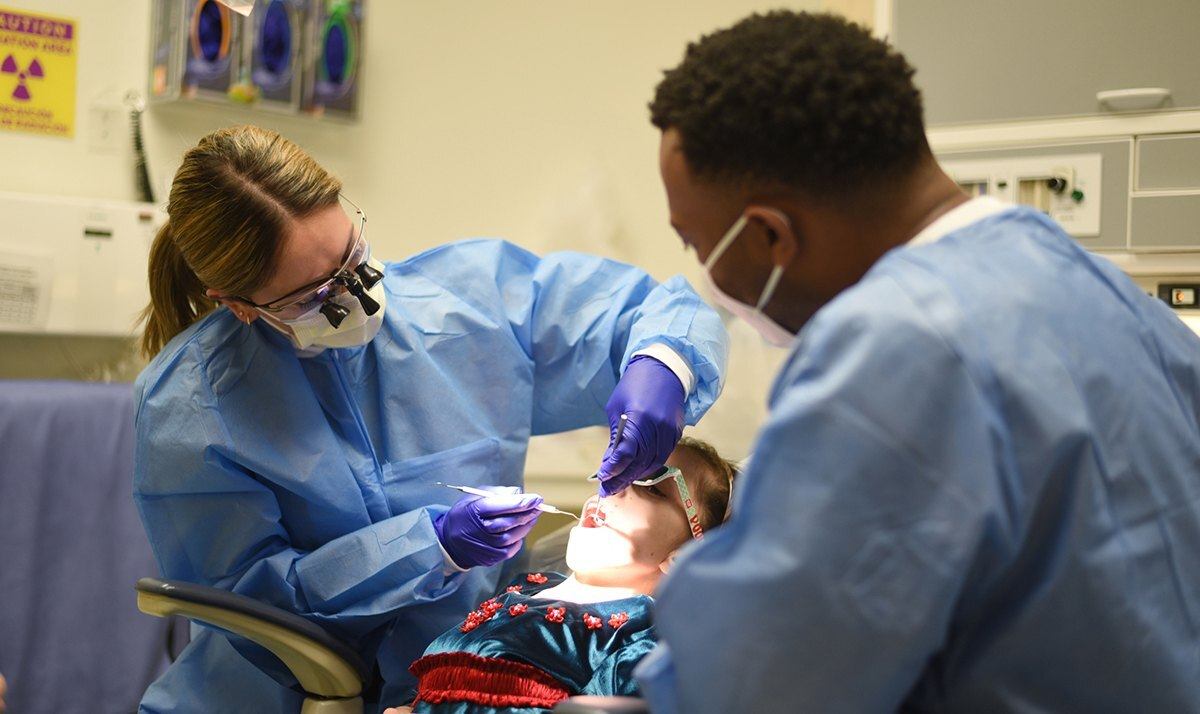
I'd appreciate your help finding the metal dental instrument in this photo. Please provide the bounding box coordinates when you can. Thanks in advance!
[435,482,579,520]
[587,413,628,482]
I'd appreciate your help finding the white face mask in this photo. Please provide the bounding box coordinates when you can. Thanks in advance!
[260,258,388,352]
[565,525,637,573]
[701,213,796,348]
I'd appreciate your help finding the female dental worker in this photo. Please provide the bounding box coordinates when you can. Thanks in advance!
[132,125,727,713]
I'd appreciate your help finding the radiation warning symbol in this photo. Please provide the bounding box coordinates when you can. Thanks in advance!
[0,7,77,137]
[1,54,43,101]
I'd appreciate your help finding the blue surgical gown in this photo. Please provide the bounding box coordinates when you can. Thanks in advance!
[636,207,1200,712]
[132,239,727,713]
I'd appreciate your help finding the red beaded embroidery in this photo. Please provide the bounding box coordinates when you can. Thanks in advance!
[582,613,603,630]
[479,598,502,616]
[544,606,566,624]
[460,611,487,633]
[608,612,629,628]
[526,573,548,584]
[505,585,523,593]
[508,603,528,616]
[460,598,504,632]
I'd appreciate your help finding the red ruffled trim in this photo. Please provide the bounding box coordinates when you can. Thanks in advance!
[410,651,572,708]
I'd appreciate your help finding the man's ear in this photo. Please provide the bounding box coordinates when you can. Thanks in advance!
[746,206,799,269]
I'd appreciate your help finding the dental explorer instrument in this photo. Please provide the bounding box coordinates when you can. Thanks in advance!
[435,482,580,520]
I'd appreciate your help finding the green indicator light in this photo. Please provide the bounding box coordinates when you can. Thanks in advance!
[1071,189,1085,203]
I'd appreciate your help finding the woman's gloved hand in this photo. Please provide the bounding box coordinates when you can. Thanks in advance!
[594,355,686,497]
[434,488,544,569]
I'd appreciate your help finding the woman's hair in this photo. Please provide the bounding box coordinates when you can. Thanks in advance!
[674,436,740,532]
[139,125,342,357]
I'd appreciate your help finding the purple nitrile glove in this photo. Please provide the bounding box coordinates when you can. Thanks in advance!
[434,488,544,569]
[595,355,686,497]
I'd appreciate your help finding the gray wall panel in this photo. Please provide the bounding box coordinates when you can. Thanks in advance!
[1137,135,1200,191]
[1130,195,1200,250]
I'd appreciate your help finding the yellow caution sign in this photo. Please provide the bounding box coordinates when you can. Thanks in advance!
[0,6,76,138]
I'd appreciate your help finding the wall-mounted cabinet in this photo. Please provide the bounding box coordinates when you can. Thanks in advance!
[892,0,1200,126]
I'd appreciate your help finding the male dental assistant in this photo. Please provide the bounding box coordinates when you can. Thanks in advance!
[631,11,1200,713]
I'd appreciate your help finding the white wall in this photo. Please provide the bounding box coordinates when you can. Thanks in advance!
[1,1,843,259]
[0,0,872,501]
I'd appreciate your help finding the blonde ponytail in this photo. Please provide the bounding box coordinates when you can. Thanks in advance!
[139,222,215,357]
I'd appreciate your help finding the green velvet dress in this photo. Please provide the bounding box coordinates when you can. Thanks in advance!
[408,572,655,713]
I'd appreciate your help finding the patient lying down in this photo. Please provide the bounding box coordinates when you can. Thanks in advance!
[386,437,738,714]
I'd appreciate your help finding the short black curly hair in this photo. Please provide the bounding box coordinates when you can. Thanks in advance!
[650,11,928,196]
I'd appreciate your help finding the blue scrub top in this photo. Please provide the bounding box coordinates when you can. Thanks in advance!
[133,239,728,713]
[637,207,1200,713]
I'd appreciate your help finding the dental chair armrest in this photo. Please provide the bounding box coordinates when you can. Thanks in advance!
[135,577,369,699]
[553,696,649,713]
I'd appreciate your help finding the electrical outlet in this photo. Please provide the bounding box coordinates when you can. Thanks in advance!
[88,103,123,153]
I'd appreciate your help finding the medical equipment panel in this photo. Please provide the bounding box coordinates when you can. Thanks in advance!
[148,0,364,121]
[891,1,1200,126]
[942,153,1101,238]
[246,0,306,111]
[0,192,164,336]
[938,140,1129,249]
[149,0,184,100]
[300,0,364,120]
[149,0,245,102]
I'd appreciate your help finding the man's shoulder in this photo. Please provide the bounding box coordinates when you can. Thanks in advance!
[799,268,953,353]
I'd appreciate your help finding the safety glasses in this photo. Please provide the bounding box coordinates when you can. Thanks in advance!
[236,195,383,325]
[633,466,706,540]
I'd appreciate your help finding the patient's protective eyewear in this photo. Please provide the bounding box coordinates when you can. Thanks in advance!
[634,466,705,540]
[235,195,383,326]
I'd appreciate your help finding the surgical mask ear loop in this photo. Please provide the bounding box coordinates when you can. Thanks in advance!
[703,209,797,347]
[702,214,750,272]
[756,263,785,312]
[706,210,790,312]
